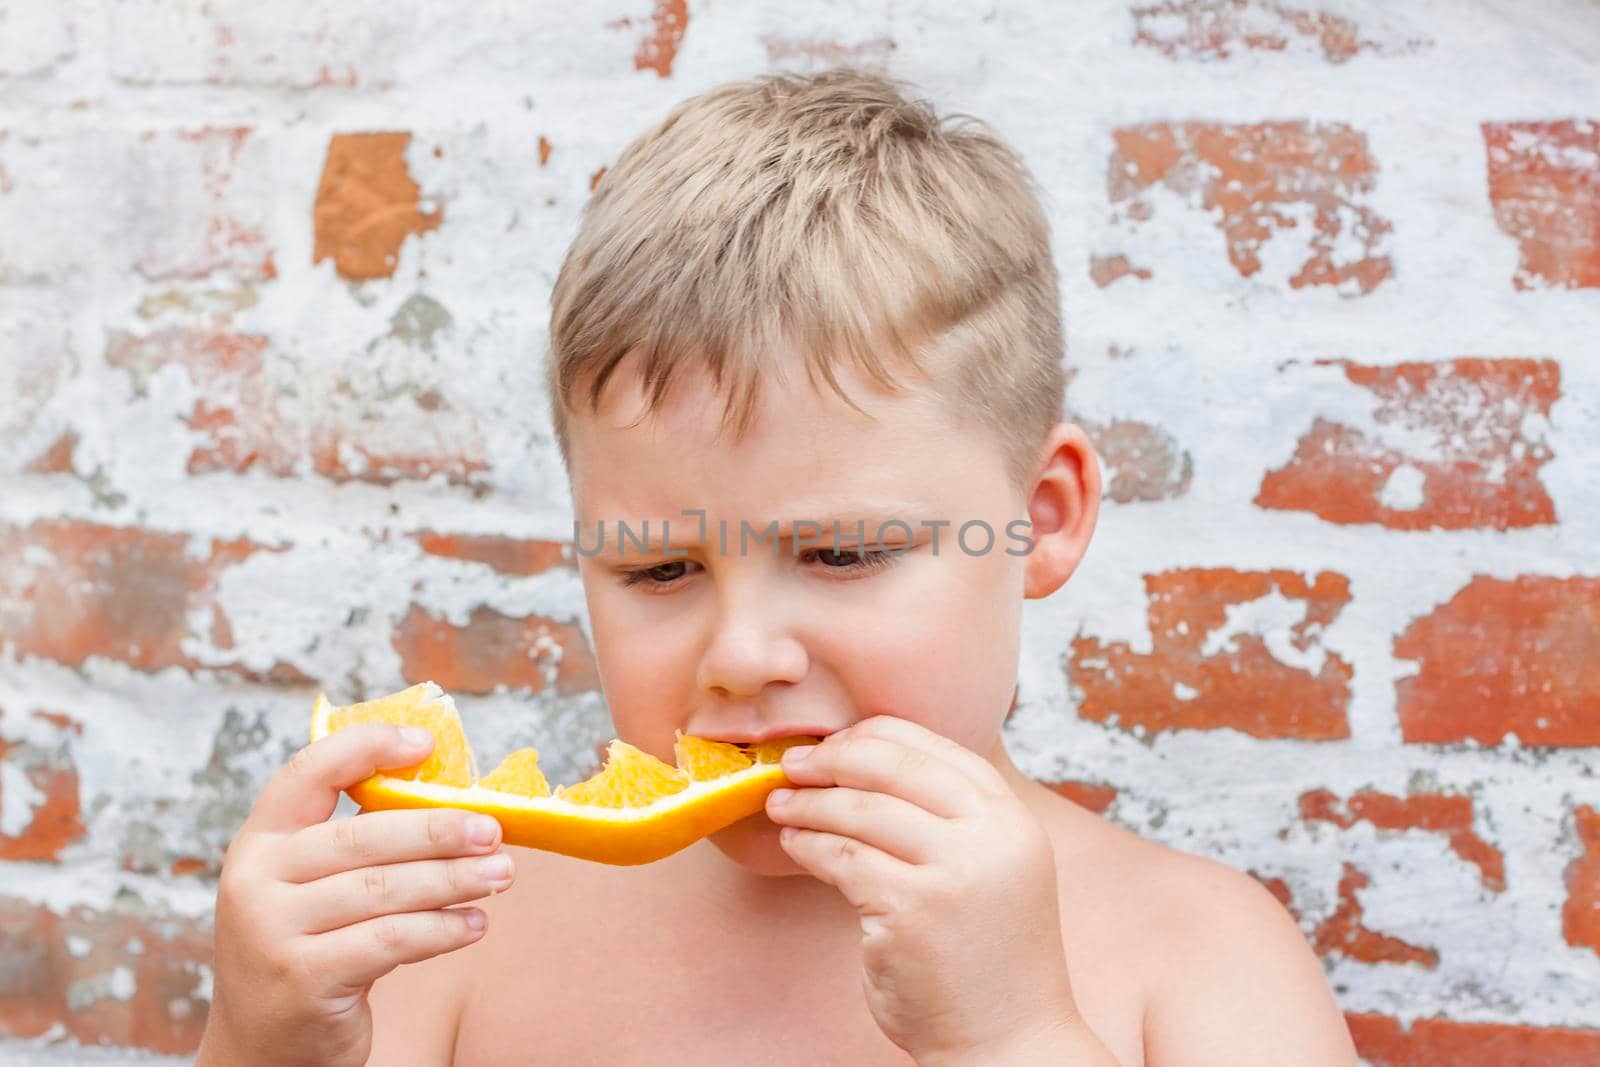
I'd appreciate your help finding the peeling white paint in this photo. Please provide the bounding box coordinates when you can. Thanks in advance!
[1198,589,1331,677]
[0,0,1597,1056]
[0,758,46,838]
[1378,463,1427,511]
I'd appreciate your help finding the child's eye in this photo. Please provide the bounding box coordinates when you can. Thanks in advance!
[619,560,700,588]
[801,547,895,575]
[617,550,902,591]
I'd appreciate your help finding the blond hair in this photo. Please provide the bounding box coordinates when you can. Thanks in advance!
[546,67,1065,489]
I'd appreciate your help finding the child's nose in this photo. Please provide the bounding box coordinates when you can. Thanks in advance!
[694,592,808,699]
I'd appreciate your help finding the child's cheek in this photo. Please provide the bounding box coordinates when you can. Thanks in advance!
[840,551,1021,746]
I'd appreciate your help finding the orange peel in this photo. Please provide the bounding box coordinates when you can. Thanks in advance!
[310,682,814,866]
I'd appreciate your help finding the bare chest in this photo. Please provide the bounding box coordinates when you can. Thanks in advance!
[451,943,915,1067]
[443,854,903,1065]
[447,825,1149,1067]
[453,939,1146,1067]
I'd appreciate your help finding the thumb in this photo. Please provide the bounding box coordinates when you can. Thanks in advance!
[245,721,434,834]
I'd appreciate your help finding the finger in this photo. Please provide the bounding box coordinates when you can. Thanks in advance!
[766,786,943,865]
[843,715,1010,795]
[778,827,913,914]
[781,734,977,818]
[247,723,435,835]
[278,808,502,883]
[299,853,516,933]
[302,907,488,991]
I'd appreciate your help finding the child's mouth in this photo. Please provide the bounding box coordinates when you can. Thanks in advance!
[709,729,833,747]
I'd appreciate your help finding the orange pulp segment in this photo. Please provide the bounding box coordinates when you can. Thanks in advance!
[477,748,551,798]
[323,682,475,787]
[749,734,817,764]
[555,741,690,808]
[674,731,755,780]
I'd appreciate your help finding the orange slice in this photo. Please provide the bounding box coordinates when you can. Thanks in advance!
[309,683,815,866]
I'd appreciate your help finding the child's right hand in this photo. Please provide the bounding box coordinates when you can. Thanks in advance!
[197,722,514,1067]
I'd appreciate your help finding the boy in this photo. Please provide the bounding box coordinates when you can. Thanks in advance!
[198,69,1358,1065]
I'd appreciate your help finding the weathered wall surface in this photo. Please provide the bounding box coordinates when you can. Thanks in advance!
[1,0,1597,1062]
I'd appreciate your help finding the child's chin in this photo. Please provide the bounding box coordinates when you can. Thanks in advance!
[706,813,806,877]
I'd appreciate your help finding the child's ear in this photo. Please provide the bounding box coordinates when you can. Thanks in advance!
[1021,422,1101,599]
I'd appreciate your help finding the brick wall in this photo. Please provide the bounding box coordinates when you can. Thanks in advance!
[1,1,1596,1062]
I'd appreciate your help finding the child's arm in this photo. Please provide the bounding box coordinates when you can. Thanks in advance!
[1142,860,1359,1065]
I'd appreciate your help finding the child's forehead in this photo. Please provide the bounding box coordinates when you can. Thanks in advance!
[565,356,1004,517]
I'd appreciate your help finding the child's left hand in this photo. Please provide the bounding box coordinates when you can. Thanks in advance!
[766,715,1086,1065]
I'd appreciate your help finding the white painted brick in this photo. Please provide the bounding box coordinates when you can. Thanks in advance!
[106,0,420,88]
[0,127,275,284]
[1,1,1598,1059]
[0,2,76,79]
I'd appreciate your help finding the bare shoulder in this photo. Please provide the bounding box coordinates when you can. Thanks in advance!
[1128,840,1358,1065]
[1029,789,1356,1066]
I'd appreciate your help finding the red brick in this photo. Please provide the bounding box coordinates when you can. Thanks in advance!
[1394,576,1600,747]
[1256,358,1558,531]
[1089,253,1153,287]
[313,132,441,280]
[1314,864,1438,968]
[1080,417,1193,503]
[1483,120,1600,290]
[30,711,81,735]
[1250,872,1297,915]
[1347,1012,1600,1064]
[1565,805,1600,955]
[607,1,688,77]
[108,327,488,486]
[1068,568,1352,739]
[1301,789,1505,891]
[392,605,601,696]
[1131,1,1429,64]
[0,710,85,862]
[0,895,209,1054]
[0,518,300,682]
[1105,121,1393,293]
[415,533,573,576]
[24,431,78,475]
[1047,780,1118,815]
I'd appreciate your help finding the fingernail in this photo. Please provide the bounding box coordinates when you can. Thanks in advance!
[783,745,815,763]
[478,853,514,889]
[467,815,500,847]
[768,788,794,805]
[399,726,433,750]
[463,909,486,932]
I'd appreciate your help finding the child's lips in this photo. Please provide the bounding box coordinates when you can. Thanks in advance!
[700,726,837,745]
